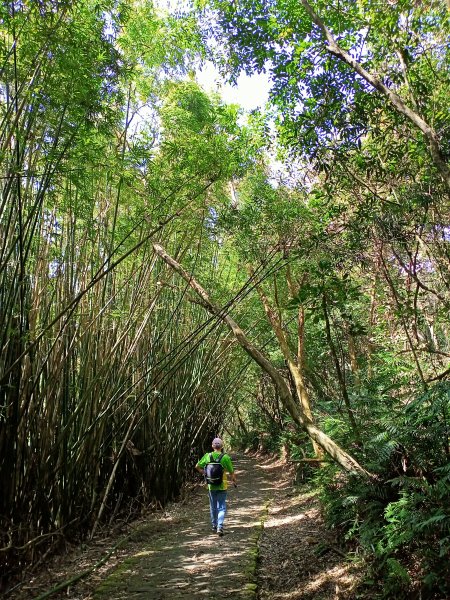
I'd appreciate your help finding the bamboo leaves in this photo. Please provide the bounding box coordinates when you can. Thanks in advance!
[0,1,252,586]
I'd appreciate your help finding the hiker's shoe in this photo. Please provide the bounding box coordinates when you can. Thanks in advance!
[211,525,217,533]
[217,527,224,537]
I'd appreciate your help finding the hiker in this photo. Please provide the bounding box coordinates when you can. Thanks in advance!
[195,438,237,536]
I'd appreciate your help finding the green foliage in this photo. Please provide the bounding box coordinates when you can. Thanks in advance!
[317,382,450,597]
[229,383,285,454]
[202,0,450,175]
[119,1,204,78]
[1,0,450,595]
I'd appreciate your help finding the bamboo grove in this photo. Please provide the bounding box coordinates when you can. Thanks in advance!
[0,0,247,585]
[1,0,450,595]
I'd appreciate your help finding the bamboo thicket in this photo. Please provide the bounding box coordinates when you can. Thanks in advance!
[0,1,242,586]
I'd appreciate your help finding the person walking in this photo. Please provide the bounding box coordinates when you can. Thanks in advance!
[195,438,237,536]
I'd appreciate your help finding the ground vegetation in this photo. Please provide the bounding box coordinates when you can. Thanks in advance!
[1,0,449,597]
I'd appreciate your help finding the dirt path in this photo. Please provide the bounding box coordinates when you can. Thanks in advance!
[10,453,363,599]
[257,480,363,599]
[92,453,281,600]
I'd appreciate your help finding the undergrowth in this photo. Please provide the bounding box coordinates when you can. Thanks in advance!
[315,381,450,599]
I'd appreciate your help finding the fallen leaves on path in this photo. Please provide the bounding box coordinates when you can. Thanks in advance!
[257,469,364,600]
[6,455,365,600]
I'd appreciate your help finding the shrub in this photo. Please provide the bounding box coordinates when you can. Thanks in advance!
[317,382,450,597]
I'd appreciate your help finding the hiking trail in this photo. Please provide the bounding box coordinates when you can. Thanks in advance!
[14,453,362,600]
[94,454,274,599]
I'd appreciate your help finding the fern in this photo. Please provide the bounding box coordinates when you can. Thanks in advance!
[316,382,450,597]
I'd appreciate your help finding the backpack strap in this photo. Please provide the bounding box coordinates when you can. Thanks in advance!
[216,451,225,463]
[209,451,225,463]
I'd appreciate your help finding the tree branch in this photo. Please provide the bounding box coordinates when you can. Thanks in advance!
[152,242,372,477]
[300,0,450,191]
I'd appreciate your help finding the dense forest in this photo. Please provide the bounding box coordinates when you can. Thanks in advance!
[1,0,449,596]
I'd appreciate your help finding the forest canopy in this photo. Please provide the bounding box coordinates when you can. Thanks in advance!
[1,0,449,596]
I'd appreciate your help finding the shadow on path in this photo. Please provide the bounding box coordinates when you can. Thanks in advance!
[94,454,283,600]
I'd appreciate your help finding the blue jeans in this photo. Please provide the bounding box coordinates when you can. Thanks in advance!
[208,490,227,529]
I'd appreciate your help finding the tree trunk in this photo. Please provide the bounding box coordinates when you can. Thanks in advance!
[322,293,361,443]
[252,273,323,457]
[152,242,371,477]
